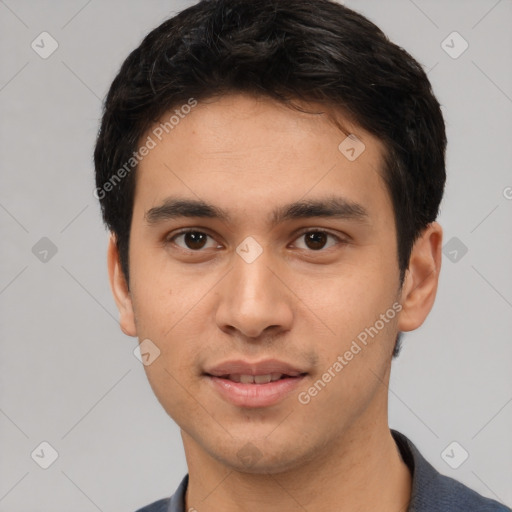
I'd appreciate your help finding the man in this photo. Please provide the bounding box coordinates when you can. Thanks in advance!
[93,0,510,510]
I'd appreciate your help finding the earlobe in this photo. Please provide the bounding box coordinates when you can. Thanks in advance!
[397,222,443,332]
[107,234,137,337]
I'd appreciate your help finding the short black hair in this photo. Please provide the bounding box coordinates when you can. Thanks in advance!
[94,0,446,356]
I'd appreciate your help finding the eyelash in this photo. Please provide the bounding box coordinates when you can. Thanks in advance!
[165,228,348,252]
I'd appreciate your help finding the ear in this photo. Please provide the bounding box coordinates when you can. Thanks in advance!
[397,222,443,332]
[107,233,137,337]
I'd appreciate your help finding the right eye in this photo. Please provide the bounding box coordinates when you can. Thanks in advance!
[166,229,222,251]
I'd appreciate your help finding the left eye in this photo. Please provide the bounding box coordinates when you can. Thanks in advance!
[292,230,341,251]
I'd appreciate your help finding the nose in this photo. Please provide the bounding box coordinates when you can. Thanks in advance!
[214,247,294,341]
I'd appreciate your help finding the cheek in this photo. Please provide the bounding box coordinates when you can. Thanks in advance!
[308,264,396,342]
[300,262,399,413]
[134,295,208,422]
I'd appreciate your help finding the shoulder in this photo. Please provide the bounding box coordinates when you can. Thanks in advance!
[424,470,511,511]
[134,497,171,512]
[133,474,188,512]
[391,430,511,512]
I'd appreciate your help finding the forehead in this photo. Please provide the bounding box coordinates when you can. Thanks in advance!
[133,93,392,226]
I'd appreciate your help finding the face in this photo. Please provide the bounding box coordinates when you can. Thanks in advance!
[109,93,441,474]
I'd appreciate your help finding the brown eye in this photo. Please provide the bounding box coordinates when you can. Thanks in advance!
[293,230,343,251]
[170,230,217,251]
[183,232,207,250]
[304,231,328,250]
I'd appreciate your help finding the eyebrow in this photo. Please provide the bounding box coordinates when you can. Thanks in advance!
[144,195,370,226]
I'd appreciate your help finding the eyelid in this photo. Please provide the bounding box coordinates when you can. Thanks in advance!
[165,227,349,251]
[165,227,222,249]
[289,228,349,252]
[291,227,350,244]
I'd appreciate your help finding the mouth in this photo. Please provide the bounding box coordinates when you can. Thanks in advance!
[204,359,308,408]
[211,372,304,384]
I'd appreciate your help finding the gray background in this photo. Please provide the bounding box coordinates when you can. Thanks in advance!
[1,0,511,510]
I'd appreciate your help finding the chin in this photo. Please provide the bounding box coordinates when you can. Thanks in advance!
[227,455,300,475]
[209,439,315,476]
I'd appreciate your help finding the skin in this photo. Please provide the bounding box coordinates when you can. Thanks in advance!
[108,93,442,512]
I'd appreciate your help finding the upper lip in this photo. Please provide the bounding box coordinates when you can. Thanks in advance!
[204,359,307,377]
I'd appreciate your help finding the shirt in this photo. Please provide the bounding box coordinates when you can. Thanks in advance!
[135,429,511,511]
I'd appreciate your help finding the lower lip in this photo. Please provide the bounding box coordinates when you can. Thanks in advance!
[207,375,306,408]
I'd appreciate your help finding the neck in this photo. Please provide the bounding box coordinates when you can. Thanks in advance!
[183,422,411,512]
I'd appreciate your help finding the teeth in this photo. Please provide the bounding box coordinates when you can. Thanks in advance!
[227,373,285,384]
[254,374,272,384]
